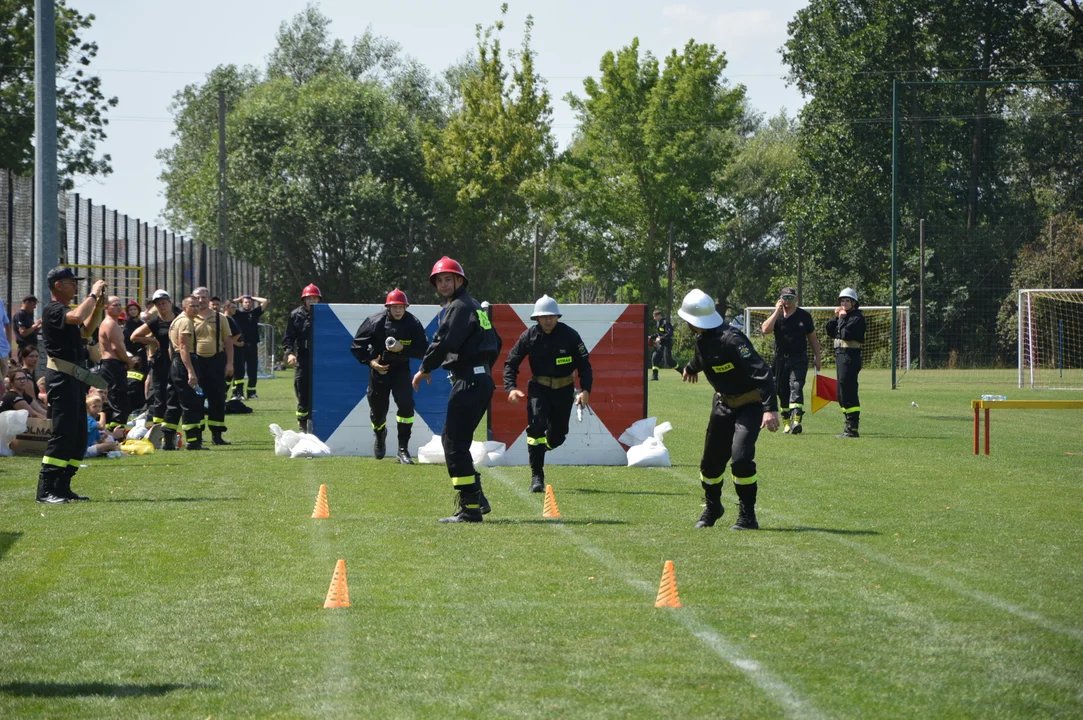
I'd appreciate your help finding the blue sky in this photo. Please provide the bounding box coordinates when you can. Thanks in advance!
[74,0,808,227]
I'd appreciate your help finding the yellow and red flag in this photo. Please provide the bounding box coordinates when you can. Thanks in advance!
[811,373,838,414]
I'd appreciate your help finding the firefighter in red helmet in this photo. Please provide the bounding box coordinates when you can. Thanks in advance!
[350,289,430,463]
[413,256,502,523]
[283,283,322,431]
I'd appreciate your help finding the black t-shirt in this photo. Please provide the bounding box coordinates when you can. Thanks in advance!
[0,389,33,413]
[42,300,85,364]
[124,317,148,364]
[227,314,241,339]
[147,315,174,368]
[234,306,263,344]
[773,307,815,357]
[13,308,37,347]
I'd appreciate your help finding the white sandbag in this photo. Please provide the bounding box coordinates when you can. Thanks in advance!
[290,433,332,458]
[619,417,657,447]
[472,440,507,467]
[0,409,29,456]
[269,423,304,457]
[417,435,445,464]
[626,437,671,467]
[653,421,673,442]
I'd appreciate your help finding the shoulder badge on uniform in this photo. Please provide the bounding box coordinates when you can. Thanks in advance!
[578,343,587,355]
[739,344,751,358]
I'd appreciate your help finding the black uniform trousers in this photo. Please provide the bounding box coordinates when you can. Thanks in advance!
[442,371,494,489]
[234,343,260,395]
[700,395,763,482]
[294,351,312,427]
[773,354,809,418]
[126,367,147,417]
[835,349,862,413]
[651,343,675,370]
[165,354,204,443]
[526,381,574,450]
[39,369,88,483]
[100,358,130,429]
[199,353,228,432]
[148,360,170,424]
[368,363,415,448]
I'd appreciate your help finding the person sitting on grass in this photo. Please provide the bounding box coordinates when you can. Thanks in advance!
[88,388,126,440]
[85,395,122,458]
[1,368,48,418]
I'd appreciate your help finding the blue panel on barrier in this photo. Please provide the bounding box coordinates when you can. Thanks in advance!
[311,304,451,443]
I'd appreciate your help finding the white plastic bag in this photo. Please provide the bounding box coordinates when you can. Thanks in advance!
[417,435,445,464]
[290,433,332,458]
[0,409,29,456]
[626,437,671,467]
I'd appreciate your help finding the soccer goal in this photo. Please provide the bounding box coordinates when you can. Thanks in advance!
[743,306,911,371]
[1018,289,1083,390]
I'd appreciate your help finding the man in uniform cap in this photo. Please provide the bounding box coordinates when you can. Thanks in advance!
[760,286,822,434]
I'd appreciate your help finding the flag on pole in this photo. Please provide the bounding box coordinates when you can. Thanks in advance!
[811,373,838,414]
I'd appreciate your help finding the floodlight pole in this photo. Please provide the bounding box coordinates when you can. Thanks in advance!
[34,0,59,301]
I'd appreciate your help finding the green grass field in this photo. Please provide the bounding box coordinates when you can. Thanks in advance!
[1,370,1080,718]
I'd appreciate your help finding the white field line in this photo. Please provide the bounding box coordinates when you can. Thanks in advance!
[661,468,1083,643]
[486,467,826,720]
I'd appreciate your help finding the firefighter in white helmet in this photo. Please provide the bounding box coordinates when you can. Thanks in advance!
[351,289,430,463]
[678,289,779,530]
[504,295,593,493]
[825,287,865,438]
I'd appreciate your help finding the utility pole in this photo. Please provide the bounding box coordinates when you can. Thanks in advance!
[34,0,59,301]
[919,219,926,370]
[533,226,540,299]
[666,222,674,319]
[796,222,804,302]
[218,91,228,295]
[407,218,414,298]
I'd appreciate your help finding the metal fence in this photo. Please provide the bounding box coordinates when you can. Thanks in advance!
[1,169,259,312]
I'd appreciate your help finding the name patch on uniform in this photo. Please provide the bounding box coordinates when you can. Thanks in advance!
[712,362,734,373]
[400,339,412,345]
[476,310,492,330]
[556,356,572,365]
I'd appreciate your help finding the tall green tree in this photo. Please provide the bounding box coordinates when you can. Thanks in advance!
[0,0,117,184]
[423,5,555,301]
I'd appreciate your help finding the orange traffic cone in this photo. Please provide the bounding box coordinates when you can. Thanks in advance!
[654,560,682,608]
[323,559,350,608]
[312,484,330,519]
[542,484,562,519]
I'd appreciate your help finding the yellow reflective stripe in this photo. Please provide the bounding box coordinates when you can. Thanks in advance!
[555,356,572,365]
[152,417,165,424]
[42,456,68,468]
[181,423,202,430]
[205,420,226,428]
[451,476,476,487]
[372,422,386,431]
[395,416,414,424]
[161,422,180,431]
[126,370,145,380]
[651,366,659,371]
[840,406,861,413]
[476,310,492,330]
[68,460,82,468]
[732,474,757,486]
[791,403,804,409]
[699,473,724,485]
[296,411,309,417]
[526,436,548,446]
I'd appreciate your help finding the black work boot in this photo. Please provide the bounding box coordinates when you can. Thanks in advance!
[439,489,484,523]
[651,369,659,381]
[373,426,388,460]
[211,428,231,446]
[731,482,759,530]
[790,411,804,434]
[60,468,90,502]
[848,412,860,438]
[694,481,724,528]
[837,413,859,438]
[396,448,414,464]
[476,473,491,515]
[185,434,208,450]
[161,429,177,451]
[36,471,68,504]
[528,444,546,493]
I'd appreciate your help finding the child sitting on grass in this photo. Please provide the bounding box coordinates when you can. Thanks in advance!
[85,395,122,458]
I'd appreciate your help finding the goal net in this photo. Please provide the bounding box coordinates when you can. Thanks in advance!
[1018,290,1083,390]
[742,306,911,371]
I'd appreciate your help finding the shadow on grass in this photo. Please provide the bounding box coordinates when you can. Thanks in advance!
[0,681,206,697]
[0,532,22,562]
[571,488,685,497]
[763,526,880,536]
[482,518,629,526]
[104,497,243,504]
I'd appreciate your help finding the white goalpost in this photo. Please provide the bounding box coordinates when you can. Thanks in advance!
[1018,289,1083,390]
[742,306,911,371]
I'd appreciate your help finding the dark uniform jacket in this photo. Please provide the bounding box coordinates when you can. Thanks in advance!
[351,311,429,367]
[651,317,674,348]
[420,287,501,376]
[825,310,866,347]
[685,324,778,411]
[503,323,593,392]
[283,306,314,359]
[124,317,148,368]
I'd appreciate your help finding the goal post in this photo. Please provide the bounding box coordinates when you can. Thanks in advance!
[1018,289,1083,390]
[69,264,144,306]
[742,306,911,372]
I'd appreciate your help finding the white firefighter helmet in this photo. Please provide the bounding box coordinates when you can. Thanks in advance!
[838,287,859,303]
[530,294,562,320]
[677,289,723,329]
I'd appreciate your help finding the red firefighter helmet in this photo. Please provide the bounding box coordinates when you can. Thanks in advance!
[385,288,409,307]
[301,283,322,299]
[429,256,468,287]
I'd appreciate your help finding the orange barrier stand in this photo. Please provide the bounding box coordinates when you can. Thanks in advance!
[971,399,1083,455]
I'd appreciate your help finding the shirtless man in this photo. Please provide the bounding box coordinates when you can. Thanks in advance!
[99,296,138,432]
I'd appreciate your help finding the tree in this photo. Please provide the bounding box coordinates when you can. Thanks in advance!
[0,0,117,184]
[423,5,555,301]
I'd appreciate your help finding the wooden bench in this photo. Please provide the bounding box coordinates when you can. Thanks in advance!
[971,399,1083,454]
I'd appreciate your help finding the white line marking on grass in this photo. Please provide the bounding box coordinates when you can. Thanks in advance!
[659,468,1083,643]
[486,467,826,720]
